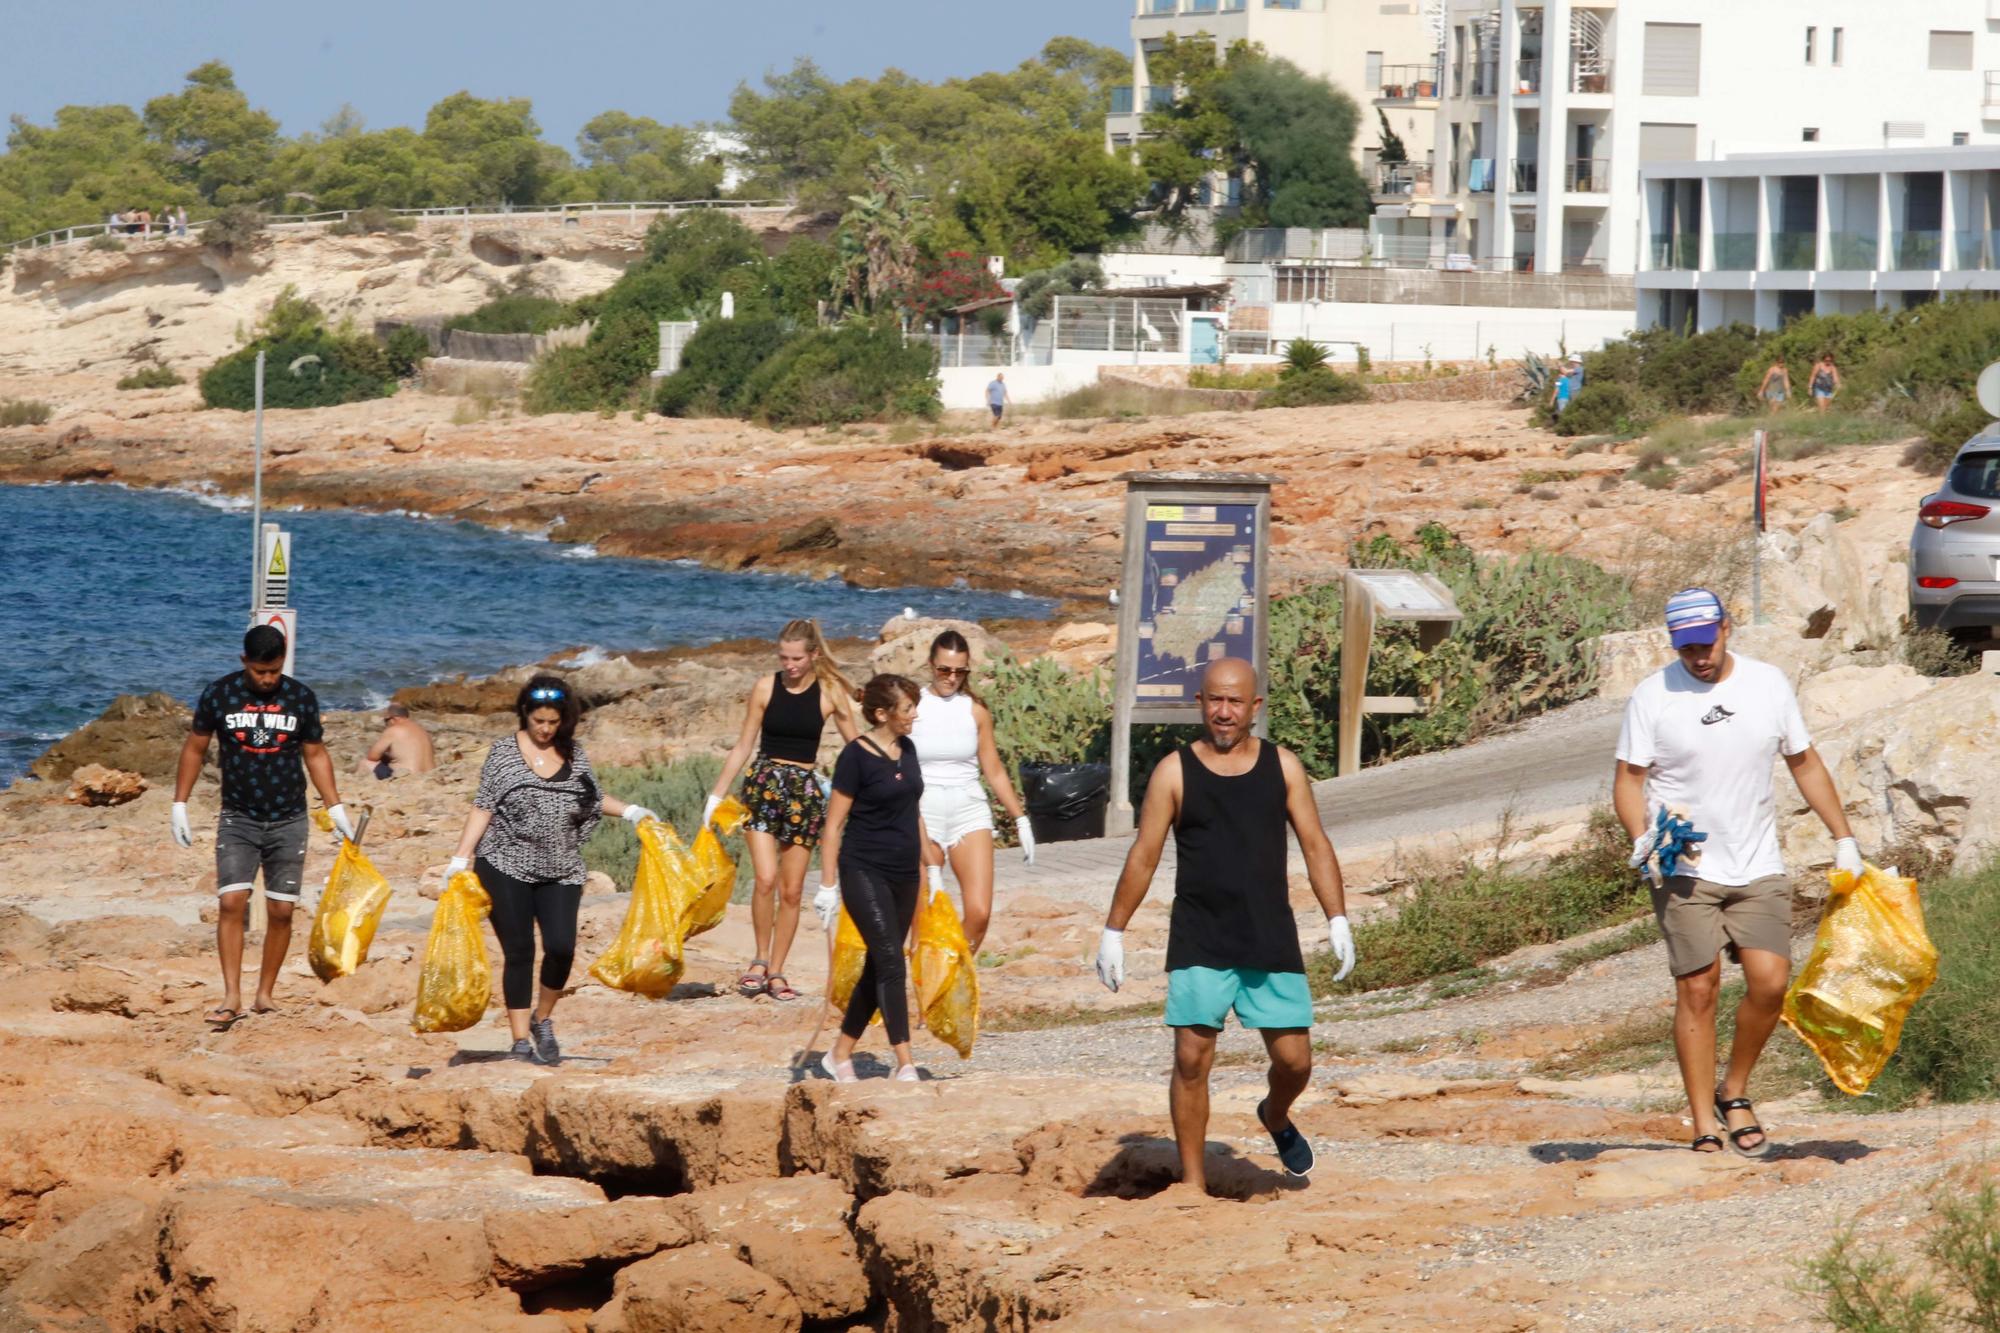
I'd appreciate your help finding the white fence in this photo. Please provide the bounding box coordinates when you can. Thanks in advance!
[1051,295,1188,354]
[3,197,792,254]
[908,330,1017,369]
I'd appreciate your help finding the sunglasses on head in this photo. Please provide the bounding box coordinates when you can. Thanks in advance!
[932,665,971,678]
[528,686,566,702]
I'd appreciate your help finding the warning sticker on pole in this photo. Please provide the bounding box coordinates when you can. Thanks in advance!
[1133,502,1259,710]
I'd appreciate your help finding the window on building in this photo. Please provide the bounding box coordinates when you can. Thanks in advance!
[1805,27,1816,65]
[1643,23,1702,97]
[1955,131,1971,145]
[1831,28,1844,66]
[1929,30,1974,71]
[1803,127,1820,142]
[1638,122,1699,165]
[1365,51,1383,91]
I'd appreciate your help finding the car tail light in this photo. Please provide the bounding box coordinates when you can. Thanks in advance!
[1917,576,1959,589]
[1919,500,1991,528]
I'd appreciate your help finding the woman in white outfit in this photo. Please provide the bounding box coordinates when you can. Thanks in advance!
[911,630,1033,950]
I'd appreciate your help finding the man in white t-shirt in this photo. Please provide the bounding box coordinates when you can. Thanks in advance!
[1613,587,1862,1157]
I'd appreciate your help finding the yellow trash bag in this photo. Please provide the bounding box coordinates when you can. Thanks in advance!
[1782,862,1939,1095]
[308,839,394,982]
[910,888,979,1059]
[412,871,493,1033]
[826,903,874,1024]
[590,819,689,997]
[686,797,749,941]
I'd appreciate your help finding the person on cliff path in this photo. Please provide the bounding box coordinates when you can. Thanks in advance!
[172,624,355,1029]
[812,673,943,1082]
[913,630,1032,955]
[986,373,1010,426]
[1094,658,1355,1194]
[706,620,860,1002]
[447,675,655,1065]
[1614,588,1863,1157]
[1810,353,1842,413]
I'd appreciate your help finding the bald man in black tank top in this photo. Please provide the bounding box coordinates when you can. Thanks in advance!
[1095,658,1356,1193]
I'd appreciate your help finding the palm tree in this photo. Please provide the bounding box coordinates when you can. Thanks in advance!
[837,147,926,315]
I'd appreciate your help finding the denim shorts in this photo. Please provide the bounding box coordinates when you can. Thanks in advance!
[215,811,310,902]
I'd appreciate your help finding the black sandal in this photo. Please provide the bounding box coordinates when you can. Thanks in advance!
[1714,1091,1771,1158]
[1690,1134,1725,1154]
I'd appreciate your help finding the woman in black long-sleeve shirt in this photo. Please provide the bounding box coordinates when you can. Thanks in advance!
[812,673,940,1082]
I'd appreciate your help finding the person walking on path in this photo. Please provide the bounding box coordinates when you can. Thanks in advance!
[1809,353,1841,413]
[1614,588,1863,1156]
[706,619,859,1002]
[446,675,654,1064]
[1756,359,1791,414]
[1093,658,1356,1194]
[912,630,1032,953]
[812,674,941,1082]
[172,624,355,1029]
[986,373,1010,426]
[1549,355,1584,415]
[358,702,436,778]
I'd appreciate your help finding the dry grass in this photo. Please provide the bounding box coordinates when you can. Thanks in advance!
[419,360,523,400]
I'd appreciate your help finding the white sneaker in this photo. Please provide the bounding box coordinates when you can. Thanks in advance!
[820,1052,858,1084]
[893,1063,921,1083]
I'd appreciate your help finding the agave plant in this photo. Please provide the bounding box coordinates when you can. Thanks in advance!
[1518,349,1552,402]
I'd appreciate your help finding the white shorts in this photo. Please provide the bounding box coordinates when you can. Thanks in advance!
[920,783,993,850]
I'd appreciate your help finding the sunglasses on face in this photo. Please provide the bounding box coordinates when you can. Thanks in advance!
[528,687,566,701]
[932,666,971,678]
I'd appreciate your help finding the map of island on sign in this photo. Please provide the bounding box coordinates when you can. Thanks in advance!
[1133,502,1259,710]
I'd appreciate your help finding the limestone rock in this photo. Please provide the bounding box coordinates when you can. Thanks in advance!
[1796,663,1933,736]
[28,692,191,783]
[614,1243,803,1333]
[48,964,139,1017]
[63,763,148,806]
[387,429,426,454]
[1588,623,1837,701]
[0,1194,158,1331]
[672,1175,868,1320]
[1043,621,1116,672]
[486,1197,689,1290]
[871,617,994,679]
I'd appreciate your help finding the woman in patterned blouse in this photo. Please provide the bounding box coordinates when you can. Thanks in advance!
[448,675,655,1065]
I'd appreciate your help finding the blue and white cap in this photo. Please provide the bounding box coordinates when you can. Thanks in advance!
[1664,587,1727,648]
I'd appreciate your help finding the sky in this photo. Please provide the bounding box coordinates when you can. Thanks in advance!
[2,0,1130,147]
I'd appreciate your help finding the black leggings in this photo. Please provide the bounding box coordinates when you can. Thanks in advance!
[478,859,583,1010]
[838,858,920,1046]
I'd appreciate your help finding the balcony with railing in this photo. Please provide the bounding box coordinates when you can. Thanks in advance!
[1896,230,1944,271]
[1375,63,1442,103]
[1467,158,1497,193]
[1514,58,1543,95]
[1185,0,1220,11]
[1650,234,1700,270]
[1109,86,1135,115]
[1956,230,1990,269]
[1138,0,1176,14]
[1985,71,2000,114]
[1472,61,1500,96]
[1711,232,1757,270]
[1570,57,1613,95]
[1829,232,1880,271]
[1565,158,1611,193]
[1770,232,1817,270]
[1510,159,1540,193]
[1374,162,1435,198]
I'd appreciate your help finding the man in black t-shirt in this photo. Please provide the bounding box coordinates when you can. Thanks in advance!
[172,625,353,1027]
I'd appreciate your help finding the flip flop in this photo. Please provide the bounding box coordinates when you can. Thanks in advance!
[205,1006,244,1030]
[738,960,769,997]
[1715,1090,1772,1158]
[1257,1097,1315,1178]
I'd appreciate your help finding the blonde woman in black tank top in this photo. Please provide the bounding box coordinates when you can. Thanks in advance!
[706,620,858,1001]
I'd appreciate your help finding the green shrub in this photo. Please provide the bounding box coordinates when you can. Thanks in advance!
[327,205,415,236]
[0,398,54,427]
[654,318,790,417]
[1551,382,1649,437]
[200,204,265,257]
[199,335,397,410]
[443,295,576,335]
[1636,322,1761,414]
[1307,812,1644,994]
[115,365,184,390]
[1801,1178,2000,1332]
[737,320,940,427]
[1189,366,1280,390]
[582,308,661,395]
[522,345,616,414]
[1259,367,1369,408]
[1282,338,1329,374]
[380,326,432,378]
[87,234,126,252]
[581,755,753,896]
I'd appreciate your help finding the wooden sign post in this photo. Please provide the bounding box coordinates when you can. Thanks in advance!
[1337,569,1463,778]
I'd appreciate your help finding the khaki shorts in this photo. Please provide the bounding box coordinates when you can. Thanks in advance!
[1650,873,1792,977]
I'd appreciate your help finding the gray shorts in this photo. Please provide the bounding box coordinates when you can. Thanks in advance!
[215,811,310,903]
[1650,873,1792,977]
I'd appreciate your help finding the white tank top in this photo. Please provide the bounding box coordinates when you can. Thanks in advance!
[911,688,981,788]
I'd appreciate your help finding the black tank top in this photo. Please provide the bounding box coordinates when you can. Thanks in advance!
[1166,740,1303,974]
[760,673,823,764]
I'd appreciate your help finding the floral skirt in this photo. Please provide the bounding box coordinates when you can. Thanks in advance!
[743,757,827,848]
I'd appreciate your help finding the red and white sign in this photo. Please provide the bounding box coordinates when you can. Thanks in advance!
[249,607,297,676]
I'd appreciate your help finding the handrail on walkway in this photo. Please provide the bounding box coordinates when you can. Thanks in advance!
[3,198,796,255]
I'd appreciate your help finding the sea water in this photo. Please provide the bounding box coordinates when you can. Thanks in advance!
[0,484,1053,783]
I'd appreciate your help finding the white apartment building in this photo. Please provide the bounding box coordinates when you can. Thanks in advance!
[1106,0,1441,179]
[1388,2,2000,276]
[1638,145,2000,332]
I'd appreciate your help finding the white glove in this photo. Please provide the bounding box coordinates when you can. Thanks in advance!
[446,856,469,877]
[1629,831,1663,887]
[927,864,945,894]
[171,802,193,848]
[1017,815,1036,866]
[1327,915,1356,983]
[701,794,721,827]
[813,884,838,932]
[1834,837,1864,880]
[327,803,357,843]
[621,804,656,826]
[1095,926,1124,993]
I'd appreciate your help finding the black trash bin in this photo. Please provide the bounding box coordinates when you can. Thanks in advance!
[1020,762,1111,843]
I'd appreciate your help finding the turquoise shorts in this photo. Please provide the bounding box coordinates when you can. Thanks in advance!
[1163,966,1313,1030]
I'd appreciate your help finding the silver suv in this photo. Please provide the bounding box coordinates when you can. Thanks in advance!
[1909,428,2000,643]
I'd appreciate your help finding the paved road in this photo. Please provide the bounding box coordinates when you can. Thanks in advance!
[992,700,1624,902]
